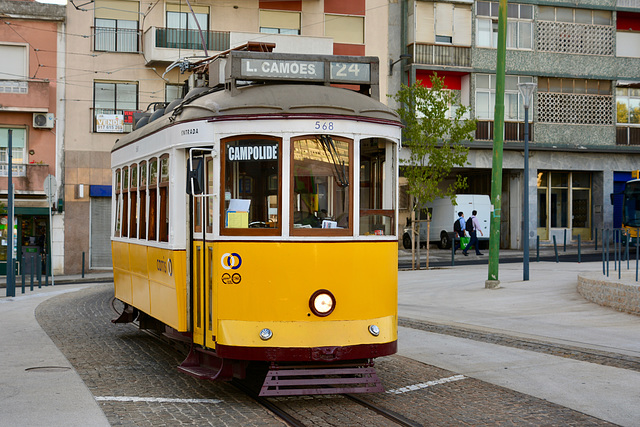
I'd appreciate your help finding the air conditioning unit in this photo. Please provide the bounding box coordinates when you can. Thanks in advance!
[33,112,55,129]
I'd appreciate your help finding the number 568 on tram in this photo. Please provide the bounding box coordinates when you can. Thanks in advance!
[111,51,402,395]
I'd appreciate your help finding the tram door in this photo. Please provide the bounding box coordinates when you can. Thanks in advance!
[190,152,217,350]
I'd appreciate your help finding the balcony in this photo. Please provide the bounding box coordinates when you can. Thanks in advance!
[0,163,50,193]
[143,27,333,65]
[0,80,50,113]
[409,43,471,68]
[475,121,533,142]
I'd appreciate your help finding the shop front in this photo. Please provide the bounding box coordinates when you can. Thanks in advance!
[0,207,51,276]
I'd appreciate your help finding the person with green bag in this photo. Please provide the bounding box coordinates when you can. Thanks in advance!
[453,211,468,254]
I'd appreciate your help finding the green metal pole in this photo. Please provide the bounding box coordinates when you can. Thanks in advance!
[486,0,508,289]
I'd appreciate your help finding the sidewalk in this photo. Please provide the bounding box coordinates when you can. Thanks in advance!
[0,279,111,427]
[397,261,640,426]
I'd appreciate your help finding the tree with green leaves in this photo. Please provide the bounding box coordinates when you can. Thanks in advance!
[392,73,476,267]
[392,73,477,207]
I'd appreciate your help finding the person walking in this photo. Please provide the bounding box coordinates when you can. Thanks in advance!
[462,210,483,256]
[453,211,466,254]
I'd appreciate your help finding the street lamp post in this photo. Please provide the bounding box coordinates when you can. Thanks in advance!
[518,82,536,281]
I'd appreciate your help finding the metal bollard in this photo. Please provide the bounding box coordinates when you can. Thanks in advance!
[536,235,539,262]
[618,231,622,280]
[636,230,639,282]
[553,235,559,263]
[21,256,25,294]
[451,238,455,267]
[578,234,581,264]
[45,254,49,287]
[602,230,605,275]
[626,231,630,269]
[82,251,85,278]
[606,229,610,277]
[30,257,35,291]
[563,229,567,252]
[37,258,42,289]
[595,228,598,251]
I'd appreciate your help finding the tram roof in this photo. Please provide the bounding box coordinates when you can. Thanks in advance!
[112,83,401,152]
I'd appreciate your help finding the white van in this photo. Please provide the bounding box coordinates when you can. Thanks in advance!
[402,194,491,249]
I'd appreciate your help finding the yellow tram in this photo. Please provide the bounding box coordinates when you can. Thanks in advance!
[111,50,401,395]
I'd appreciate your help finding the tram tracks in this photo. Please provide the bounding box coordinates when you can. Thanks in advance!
[400,317,640,372]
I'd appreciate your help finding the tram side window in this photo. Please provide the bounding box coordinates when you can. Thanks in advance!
[359,138,395,236]
[222,137,281,235]
[159,155,170,242]
[291,135,352,235]
[206,158,214,234]
[148,157,158,241]
[139,161,147,239]
[122,166,129,237]
[130,163,138,239]
[114,169,121,236]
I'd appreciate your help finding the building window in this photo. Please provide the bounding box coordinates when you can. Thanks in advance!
[259,10,301,35]
[0,44,28,93]
[325,14,364,44]
[617,87,640,124]
[537,78,613,125]
[94,19,139,52]
[93,81,138,133]
[166,4,210,49]
[537,171,592,240]
[537,6,613,55]
[93,0,140,52]
[165,84,184,102]
[221,136,281,236]
[413,2,472,47]
[0,128,26,177]
[475,74,534,120]
[291,135,352,236]
[476,1,532,50]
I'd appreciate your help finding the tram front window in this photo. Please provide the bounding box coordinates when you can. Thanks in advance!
[222,137,281,235]
[291,136,351,234]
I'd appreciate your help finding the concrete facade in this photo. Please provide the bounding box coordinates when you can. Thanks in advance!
[0,0,66,275]
[391,0,640,249]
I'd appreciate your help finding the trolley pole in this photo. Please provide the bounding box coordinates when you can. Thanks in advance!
[485,0,508,290]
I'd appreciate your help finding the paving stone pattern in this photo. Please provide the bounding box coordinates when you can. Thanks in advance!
[36,285,614,426]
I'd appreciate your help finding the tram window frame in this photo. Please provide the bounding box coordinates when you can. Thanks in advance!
[159,154,170,242]
[129,163,138,239]
[122,166,129,237]
[220,135,282,237]
[148,157,158,241]
[114,168,122,237]
[290,135,353,237]
[139,161,147,240]
[359,138,395,236]
[206,157,214,234]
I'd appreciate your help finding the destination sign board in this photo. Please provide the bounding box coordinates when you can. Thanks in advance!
[239,58,372,83]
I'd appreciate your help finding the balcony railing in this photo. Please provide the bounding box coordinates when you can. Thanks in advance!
[155,28,230,51]
[616,126,640,145]
[475,121,533,142]
[409,43,471,68]
[0,80,28,94]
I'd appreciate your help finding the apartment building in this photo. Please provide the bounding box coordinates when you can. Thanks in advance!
[62,0,390,274]
[0,0,65,276]
[390,0,640,249]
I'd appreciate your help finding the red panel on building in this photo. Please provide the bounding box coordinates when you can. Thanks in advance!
[617,12,640,31]
[333,43,365,56]
[259,1,302,12]
[324,0,365,15]
[415,70,464,90]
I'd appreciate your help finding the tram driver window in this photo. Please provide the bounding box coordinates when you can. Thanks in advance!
[221,137,281,235]
[291,136,352,235]
[359,138,395,236]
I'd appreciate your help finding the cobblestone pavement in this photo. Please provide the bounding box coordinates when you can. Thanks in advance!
[36,285,614,426]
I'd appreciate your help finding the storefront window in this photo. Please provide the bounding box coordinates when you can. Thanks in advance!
[291,135,351,235]
[222,136,281,235]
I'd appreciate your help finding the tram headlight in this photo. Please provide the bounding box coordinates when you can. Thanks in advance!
[259,328,273,341]
[309,289,336,317]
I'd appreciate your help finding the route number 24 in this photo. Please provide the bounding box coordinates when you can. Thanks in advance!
[315,121,334,131]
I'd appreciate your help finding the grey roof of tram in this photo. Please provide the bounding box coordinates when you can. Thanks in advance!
[112,84,401,152]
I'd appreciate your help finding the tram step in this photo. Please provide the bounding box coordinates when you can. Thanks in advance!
[259,362,384,396]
